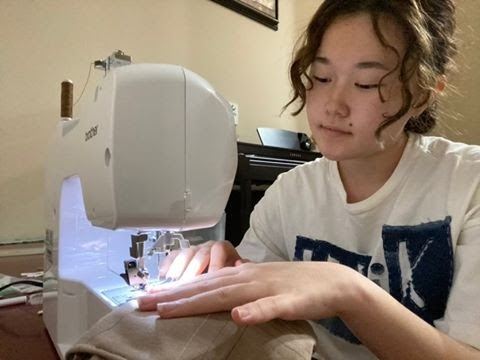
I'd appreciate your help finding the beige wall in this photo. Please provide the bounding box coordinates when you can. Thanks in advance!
[0,0,478,244]
[435,1,480,143]
[0,0,317,243]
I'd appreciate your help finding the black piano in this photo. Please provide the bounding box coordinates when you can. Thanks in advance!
[225,142,322,246]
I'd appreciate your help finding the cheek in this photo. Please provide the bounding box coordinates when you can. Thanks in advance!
[306,91,321,122]
[306,89,319,108]
[380,83,404,114]
[350,100,384,128]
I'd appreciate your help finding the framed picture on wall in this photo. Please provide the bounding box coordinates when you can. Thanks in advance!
[211,0,279,31]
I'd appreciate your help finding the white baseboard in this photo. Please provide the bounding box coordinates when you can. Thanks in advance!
[0,243,44,257]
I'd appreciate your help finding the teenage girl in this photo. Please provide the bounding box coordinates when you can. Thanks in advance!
[139,1,480,358]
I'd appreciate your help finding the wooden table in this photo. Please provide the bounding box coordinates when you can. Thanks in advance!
[0,302,59,360]
[0,247,59,359]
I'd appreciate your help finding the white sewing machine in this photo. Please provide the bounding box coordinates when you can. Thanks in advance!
[43,53,237,358]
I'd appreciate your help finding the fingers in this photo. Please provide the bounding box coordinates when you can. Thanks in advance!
[155,286,241,317]
[147,263,243,294]
[164,247,197,280]
[158,241,239,281]
[157,250,177,278]
[231,295,296,325]
[234,258,251,266]
[139,266,244,310]
[179,245,212,280]
[155,282,262,318]
[208,241,241,272]
[138,278,244,317]
[161,241,215,280]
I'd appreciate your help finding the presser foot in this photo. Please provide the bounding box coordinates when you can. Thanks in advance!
[122,259,149,290]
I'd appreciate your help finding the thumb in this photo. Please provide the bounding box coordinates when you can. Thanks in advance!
[231,295,292,325]
[234,258,251,266]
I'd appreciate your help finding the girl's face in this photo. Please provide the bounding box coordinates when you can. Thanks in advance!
[306,12,420,162]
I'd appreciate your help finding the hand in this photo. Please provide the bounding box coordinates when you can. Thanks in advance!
[138,261,363,326]
[155,240,247,282]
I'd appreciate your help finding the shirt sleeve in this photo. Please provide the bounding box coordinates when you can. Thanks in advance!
[434,183,480,350]
[235,177,290,263]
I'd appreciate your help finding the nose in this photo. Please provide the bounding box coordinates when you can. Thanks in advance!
[325,84,350,118]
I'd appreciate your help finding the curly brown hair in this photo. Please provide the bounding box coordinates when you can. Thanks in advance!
[285,0,457,135]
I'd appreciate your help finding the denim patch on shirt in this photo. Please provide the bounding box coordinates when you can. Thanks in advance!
[294,217,453,344]
[382,216,453,324]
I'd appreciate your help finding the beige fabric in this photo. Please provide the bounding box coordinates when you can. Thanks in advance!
[66,305,316,360]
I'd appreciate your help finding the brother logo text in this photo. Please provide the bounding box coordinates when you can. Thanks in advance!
[85,125,99,142]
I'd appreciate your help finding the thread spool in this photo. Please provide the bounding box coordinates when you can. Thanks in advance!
[61,80,73,119]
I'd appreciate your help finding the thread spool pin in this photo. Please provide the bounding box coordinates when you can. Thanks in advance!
[61,80,73,120]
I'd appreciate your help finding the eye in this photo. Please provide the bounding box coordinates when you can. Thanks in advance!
[313,76,331,84]
[355,83,379,90]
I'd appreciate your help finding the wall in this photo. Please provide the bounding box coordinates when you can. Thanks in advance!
[0,0,316,244]
[0,0,478,244]
[435,1,480,143]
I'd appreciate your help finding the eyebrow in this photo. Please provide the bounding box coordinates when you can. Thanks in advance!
[314,56,389,70]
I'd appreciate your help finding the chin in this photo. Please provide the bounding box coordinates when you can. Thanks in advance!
[318,145,375,162]
[314,141,338,160]
[317,148,348,161]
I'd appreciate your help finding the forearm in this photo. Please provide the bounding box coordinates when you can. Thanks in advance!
[338,272,480,359]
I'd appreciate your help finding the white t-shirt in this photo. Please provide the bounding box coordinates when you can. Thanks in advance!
[236,134,480,359]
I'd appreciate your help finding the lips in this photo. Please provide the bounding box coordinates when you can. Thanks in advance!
[320,124,352,135]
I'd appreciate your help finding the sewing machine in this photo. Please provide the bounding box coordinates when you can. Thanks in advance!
[43,53,237,358]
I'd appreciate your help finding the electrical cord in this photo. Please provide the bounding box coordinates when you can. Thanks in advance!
[0,280,43,293]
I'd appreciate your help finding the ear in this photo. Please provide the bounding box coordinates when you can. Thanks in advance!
[411,92,431,118]
[427,75,447,103]
[412,75,447,116]
[435,75,447,93]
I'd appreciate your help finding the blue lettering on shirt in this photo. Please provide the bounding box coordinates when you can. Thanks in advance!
[294,217,454,344]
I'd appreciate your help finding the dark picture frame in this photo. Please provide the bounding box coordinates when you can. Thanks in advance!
[211,0,279,31]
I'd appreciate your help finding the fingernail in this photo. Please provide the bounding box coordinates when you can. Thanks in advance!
[137,295,155,309]
[157,301,178,313]
[158,277,174,284]
[137,295,152,305]
[236,308,250,319]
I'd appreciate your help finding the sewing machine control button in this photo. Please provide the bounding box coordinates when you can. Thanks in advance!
[370,263,385,275]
